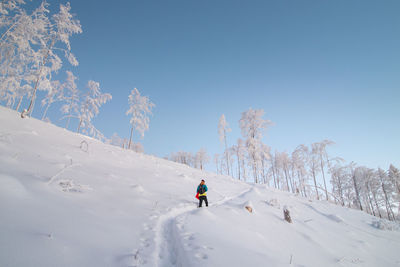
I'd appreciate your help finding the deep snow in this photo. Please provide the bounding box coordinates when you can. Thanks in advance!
[0,106,399,267]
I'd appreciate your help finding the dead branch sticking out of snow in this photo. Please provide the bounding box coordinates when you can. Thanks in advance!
[80,140,89,152]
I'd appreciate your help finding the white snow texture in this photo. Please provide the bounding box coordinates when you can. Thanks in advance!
[0,106,399,267]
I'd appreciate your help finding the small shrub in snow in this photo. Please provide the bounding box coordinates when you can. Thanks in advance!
[245,206,253,213]
[283,206,292,223]
[371,219,400,231]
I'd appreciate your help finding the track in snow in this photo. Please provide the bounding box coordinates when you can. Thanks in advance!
[153,186,253,267]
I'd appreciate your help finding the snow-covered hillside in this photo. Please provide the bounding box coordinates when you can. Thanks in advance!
[1,106,399,267]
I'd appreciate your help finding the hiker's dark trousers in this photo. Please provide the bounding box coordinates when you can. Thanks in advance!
[199,196,208,207]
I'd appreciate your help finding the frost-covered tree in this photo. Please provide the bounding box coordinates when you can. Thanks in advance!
[361,168,380,217]
[0,1,29,40]
[0,1,81,117]
[126,88,155,150]
[356,166,376,215]
[388,164,400,215]
[367,169,384,218]
[169,151,193,167]
[108,132,124,148]
[77,80,112,140]
[377,168,396,220]
[129,142,144,153]
[388,164,400,193]
[330,164,347,206]
[195,148,209,170]
[292,145,309,197]
[214,153,220,174]
[60,71,79,129]
[237,139,247,181]
[269,150,280,189]
[231,138,247,181]
[312,140,334,200]
[24,2,82,116]
[276,151,294,192]
[0,1,48,109]
[330,165,399,221]
[259,143,271,184]
[239,108,272,183]
[218,114,231,176]
[41,80,63,120]
[308,146,321,200]
[349,163,363,211]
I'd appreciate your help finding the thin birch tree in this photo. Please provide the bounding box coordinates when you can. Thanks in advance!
[126,88,154,149]
[218,114,231,176]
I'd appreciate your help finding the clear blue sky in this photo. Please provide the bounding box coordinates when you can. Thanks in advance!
[37,0,399,170]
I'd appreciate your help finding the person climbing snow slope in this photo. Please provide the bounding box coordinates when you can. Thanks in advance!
[197,179,208,207]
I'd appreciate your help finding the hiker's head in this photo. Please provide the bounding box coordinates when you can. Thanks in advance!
[201,179,205,185]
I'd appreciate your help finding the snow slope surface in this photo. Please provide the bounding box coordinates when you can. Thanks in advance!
[0,106,399,267]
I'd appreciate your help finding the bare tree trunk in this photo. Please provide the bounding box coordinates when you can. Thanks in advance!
[261,158,266,184]
[367,192,375,216]
[351,173,363,211]
[276,168,281,190]
[230,159,234,178]
[311,168,319,200]
[271,159,277,189]
[223,129,230,176]
[297,170,305,197]
[379,173,394,220]
[302,174,307,198]
[320,157,329,200]
[76,118,82,133]
[253,162,258,184]
[371,190,382,218]
[291,165,298,194]
[128,126,134,150]
[337,175,345,206]
[41,101,51,120]
[332,188,338,204]
[65,115,71,129]
[15,96,23,112]
[236,152,241,180]
[396,182,400,218]
[25,38,55,117]
[283,167,291,192]
[241,159,246,182]
[64,99,74,129]
[288,169,295,193]
[364,182,376,216]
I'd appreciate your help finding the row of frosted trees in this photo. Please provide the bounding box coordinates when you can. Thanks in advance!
[166,149,210,170]
[215,109,399,221]
[330,164,399,221]
[0,1,154,146]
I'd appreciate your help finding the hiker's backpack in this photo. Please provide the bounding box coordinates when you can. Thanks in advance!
[198,185,205,194]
